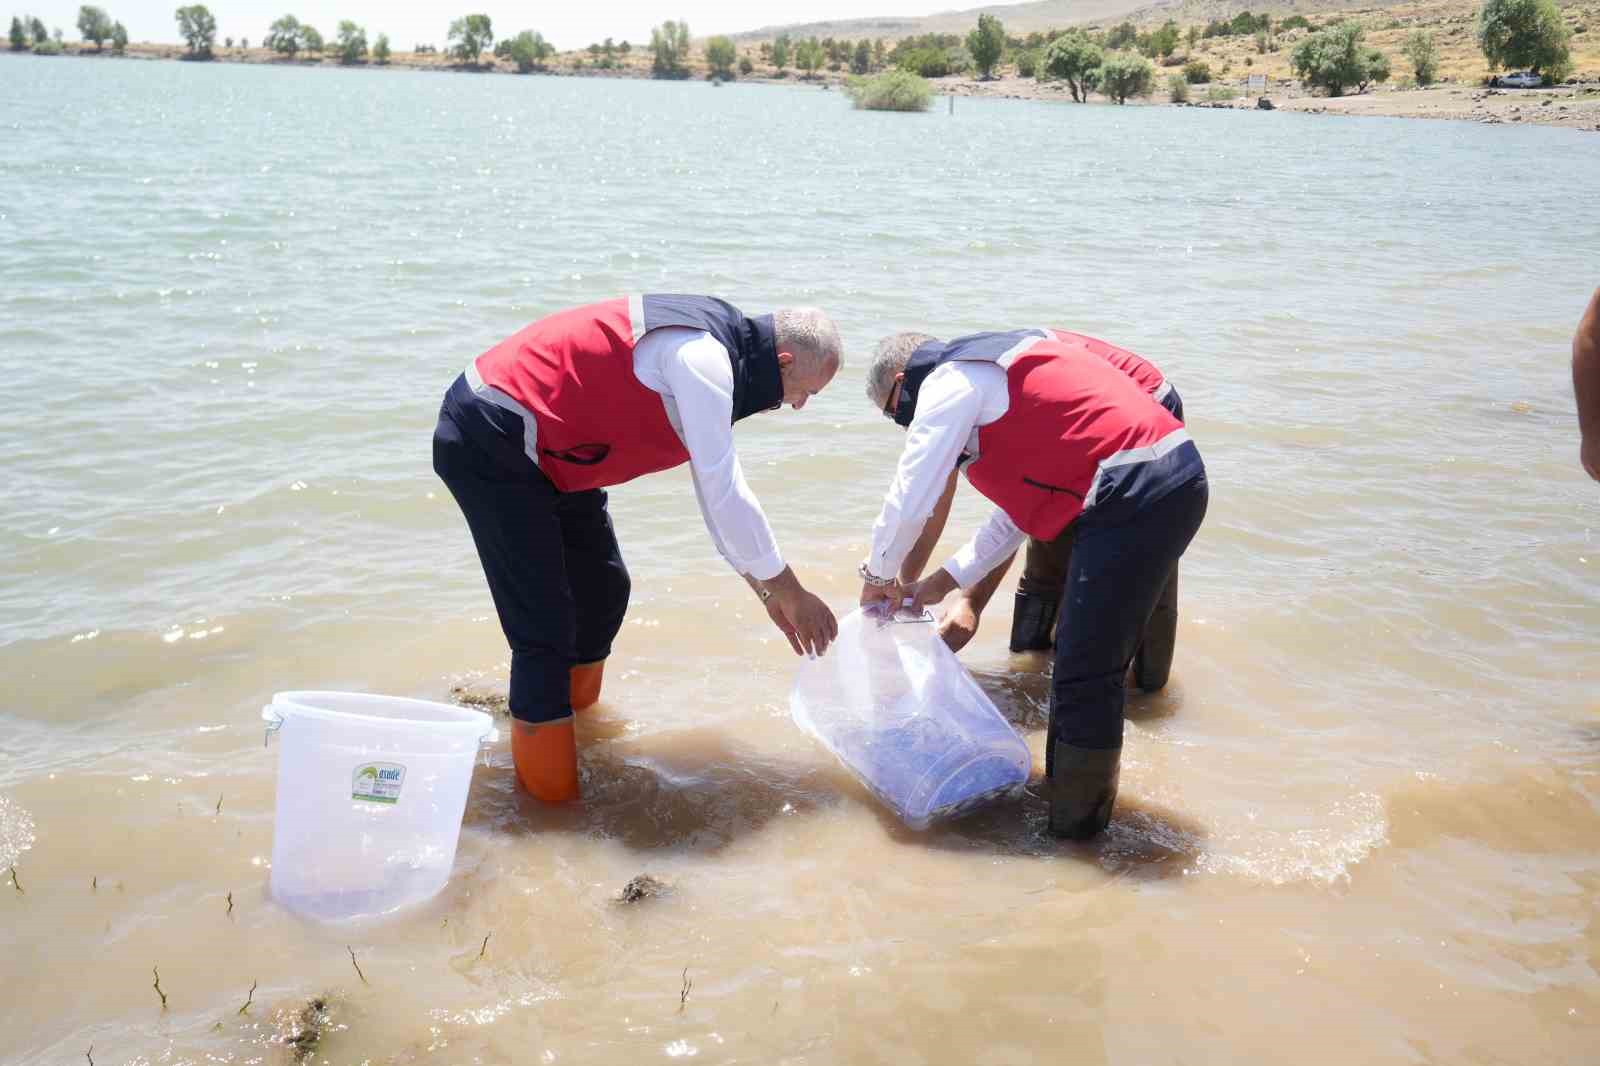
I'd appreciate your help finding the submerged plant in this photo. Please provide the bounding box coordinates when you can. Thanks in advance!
[844,69,934,111]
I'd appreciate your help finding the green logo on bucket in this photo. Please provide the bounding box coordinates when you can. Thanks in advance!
[352,762,405,804]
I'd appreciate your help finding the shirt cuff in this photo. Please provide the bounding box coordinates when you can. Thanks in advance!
[942,529,1026,589]
[742,550,785,583]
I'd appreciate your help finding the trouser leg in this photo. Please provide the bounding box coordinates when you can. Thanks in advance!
[1047,475,1209,837]
[433,404,580,801]
[557,487,630,709]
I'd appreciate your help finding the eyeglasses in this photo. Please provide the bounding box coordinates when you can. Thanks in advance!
[881,381,899,420]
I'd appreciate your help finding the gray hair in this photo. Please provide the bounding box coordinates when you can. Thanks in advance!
[866,331,937,409]
[774,307,842,371]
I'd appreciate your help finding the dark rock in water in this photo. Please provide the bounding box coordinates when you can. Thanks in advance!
[450,685,509,717]
[616,874,669,903]
[1256,96,1275,110]
[279,996,331,1063]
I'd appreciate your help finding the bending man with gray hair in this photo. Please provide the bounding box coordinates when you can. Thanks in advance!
[436,295,842,804]
[857,327,1207,838]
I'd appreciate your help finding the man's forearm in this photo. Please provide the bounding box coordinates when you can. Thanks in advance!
[898,468,959,583]
[1575,287,1600,440]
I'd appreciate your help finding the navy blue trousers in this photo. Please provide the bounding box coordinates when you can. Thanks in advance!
[1049,452,1208,755]
[433,376,631,724]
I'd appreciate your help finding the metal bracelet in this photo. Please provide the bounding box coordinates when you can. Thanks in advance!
[857,562,895,587]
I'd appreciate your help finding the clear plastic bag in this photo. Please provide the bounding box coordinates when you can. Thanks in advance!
[790,606,1031,829]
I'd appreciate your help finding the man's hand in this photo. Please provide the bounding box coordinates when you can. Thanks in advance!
[762,567,838,657]
[937,596,981,653]
[904,567,959,615]
[859,578,902,612]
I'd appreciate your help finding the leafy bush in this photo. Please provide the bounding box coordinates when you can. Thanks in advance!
[1291,20,1389,96]
[796,37,824,76]
[1402,29,1437,85]
[111,20,125,52]
[1478,0,1572,81]
[844,68,933,110]
[851,38,871,74]
[301,24,322,55]
[896,45,950,77]
[506,30,553,71]
[1206,85,1238,101]
[1040,30,1102,102]
[739,55,753,75]
[1183,59,1211,83]
[78,5,112,49]
[1105,21,1137,49]
[1015,48,1038,78]
[1098,51,1154,103]
[33,35,63,54]
[372,33,389,63]
[705,34,736,78]
[967,13,1004,79]
[336,20,366,63]
[1167,73,1188,101]
[174,4,215,58]
[650,19,689,77]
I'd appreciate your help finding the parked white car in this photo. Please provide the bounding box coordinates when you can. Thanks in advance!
[1495,71,1543,88]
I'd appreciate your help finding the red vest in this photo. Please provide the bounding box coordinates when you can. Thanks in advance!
[1048,328,1167,398]
[470,298,683,492]
[961,337,1182,539]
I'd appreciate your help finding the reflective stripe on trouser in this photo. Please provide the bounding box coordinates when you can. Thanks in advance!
[1048,469,1208,753]
[433,375,631,724]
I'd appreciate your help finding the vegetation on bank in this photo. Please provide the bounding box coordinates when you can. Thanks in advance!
[844,68,933,110]
[5,0,1592,100]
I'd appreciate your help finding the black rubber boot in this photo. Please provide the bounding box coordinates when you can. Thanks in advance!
[1009,590,1058,652]
[1132,564,1179,693]
[1047,742,1121,839]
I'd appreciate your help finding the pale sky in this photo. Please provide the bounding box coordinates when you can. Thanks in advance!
[18,0,962,52]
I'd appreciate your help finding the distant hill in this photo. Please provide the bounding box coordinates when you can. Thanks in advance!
[729,0,1403,42]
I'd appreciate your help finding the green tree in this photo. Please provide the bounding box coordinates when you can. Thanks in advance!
[1015,48,1038,77]
[795,36,824,77]
[1105,21,1137,49]
[1291,21,1388,96]
[1148,19,1180,58]
[852,37,871,74]
[372,33,390,63]
[336,20,366,63]
[966,12,1005,79]
[649,19,689,78]
[1477,0,1572,81]
[301,23,322,55]
[10,16,27,50]
[738,55,752,74]
[506,29,553,71]
[1402,29,1437,85]
[1098,51,1154,103]
[29,15,47,43]
[1168,73,1189,101]
[111,19,125,52]
[266,14,302,56]
[770,32,790,70]
[77,5,112,49]
[1040,30,1102,102]
[705,34,736,78]
[1183,60,1211,83]
[448,13,493,65]
[174,4,215,58]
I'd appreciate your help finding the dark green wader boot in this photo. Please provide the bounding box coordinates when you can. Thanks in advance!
[1008,589,1059,652]
[1009,532,1070,653]
[1047,741,1121,839]
[1131,563,1179,693]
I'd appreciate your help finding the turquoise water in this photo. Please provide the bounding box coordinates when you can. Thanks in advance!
[2,54,1598,1064]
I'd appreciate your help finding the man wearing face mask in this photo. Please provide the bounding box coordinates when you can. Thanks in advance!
[435,295,842,803]
[857,327,1207,838]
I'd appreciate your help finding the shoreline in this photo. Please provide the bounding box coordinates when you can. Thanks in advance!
[9,44,1599,132]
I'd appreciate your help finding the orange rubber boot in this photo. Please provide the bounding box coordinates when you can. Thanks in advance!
[510,717,579,803]
[571,660,605,711]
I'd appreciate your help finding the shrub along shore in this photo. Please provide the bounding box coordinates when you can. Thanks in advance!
[7,1,1598,130]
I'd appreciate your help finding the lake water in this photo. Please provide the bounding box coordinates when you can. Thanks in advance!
[2,53,1598,1064]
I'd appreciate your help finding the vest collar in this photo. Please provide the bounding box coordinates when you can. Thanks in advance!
[731,313,782,421]
[892,340,948,428]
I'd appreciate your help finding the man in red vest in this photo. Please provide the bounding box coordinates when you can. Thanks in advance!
[889,329,1186,692]
[435,295,841,803]
[857,328,1208,838]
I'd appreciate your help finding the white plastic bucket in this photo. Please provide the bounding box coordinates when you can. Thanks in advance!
[261,691,498,921]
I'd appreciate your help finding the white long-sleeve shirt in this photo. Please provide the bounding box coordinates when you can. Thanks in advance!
[865,361,1028,589]
[632,327,785,581]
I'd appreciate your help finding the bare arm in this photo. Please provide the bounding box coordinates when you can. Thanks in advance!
[897,468,958,583]
[1576,287,1600,482]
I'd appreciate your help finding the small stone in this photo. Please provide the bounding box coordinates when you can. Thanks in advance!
[616,874,669,903]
